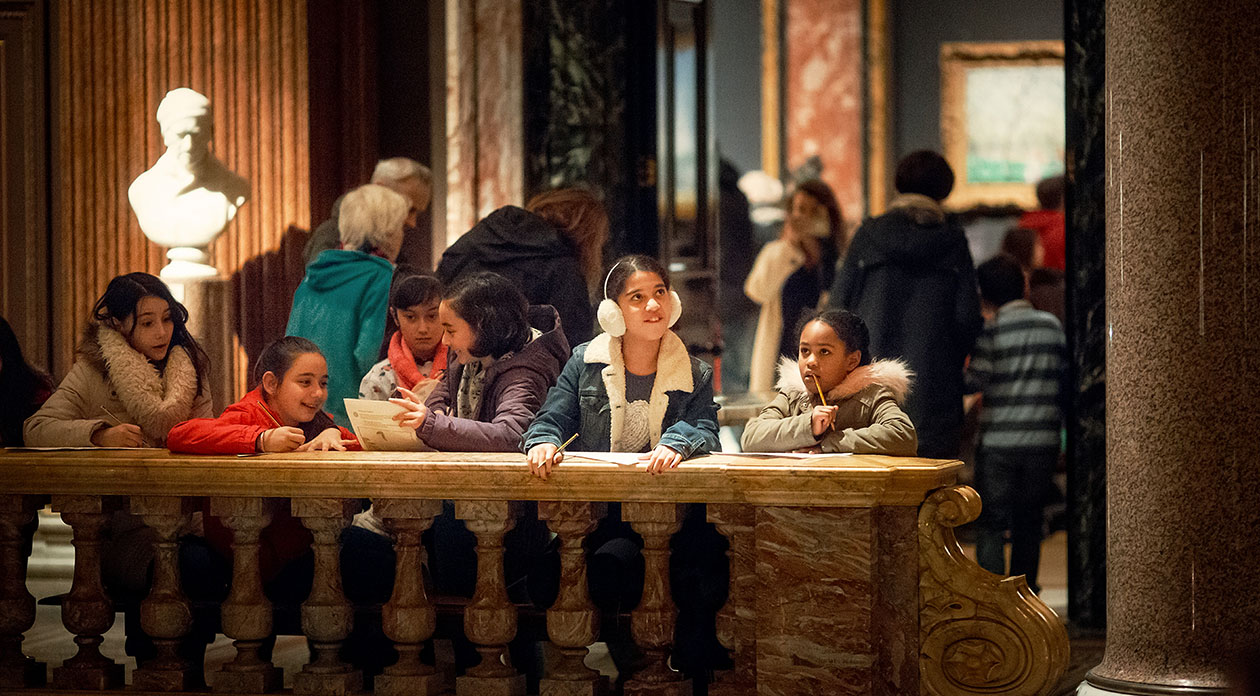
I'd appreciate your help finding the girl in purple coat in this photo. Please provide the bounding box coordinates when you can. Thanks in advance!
[389,271,570,449]
[389,271,570,605]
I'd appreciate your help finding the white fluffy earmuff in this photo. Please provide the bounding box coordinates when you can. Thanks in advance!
[597,297,627,337]
[598,262,628,336]
[668,290,682,327]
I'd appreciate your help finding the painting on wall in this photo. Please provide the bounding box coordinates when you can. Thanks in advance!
[940,41,1065,209]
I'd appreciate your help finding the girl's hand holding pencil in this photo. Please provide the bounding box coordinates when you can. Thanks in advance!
[92,407,146,448]
[259,427,305,452]
[526,433,578,480]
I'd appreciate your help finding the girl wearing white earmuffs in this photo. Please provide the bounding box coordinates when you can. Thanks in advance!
[524,254,721,478]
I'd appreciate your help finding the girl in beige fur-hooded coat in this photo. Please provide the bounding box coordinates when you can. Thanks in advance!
[741,309,917,456]
[24,275,213,447]
[23,273,213,595]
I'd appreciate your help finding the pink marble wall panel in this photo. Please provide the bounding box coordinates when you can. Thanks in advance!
[474,0,524,220]
[444,0,478,246]
[786,0,865,223]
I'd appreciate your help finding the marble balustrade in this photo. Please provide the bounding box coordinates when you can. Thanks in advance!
[0,450,1067,696]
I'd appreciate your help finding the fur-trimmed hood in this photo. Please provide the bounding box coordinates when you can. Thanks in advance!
[79,322,202,442]
[775,356,913,405]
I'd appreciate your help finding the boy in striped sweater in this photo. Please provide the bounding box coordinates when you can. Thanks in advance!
[966,254,1066,593]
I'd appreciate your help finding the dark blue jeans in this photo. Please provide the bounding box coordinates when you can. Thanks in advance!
[974,448,1057,593]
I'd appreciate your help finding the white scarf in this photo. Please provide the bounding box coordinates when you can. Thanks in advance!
[96,326,200,442]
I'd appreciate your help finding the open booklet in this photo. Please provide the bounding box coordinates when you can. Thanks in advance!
[343,398,434,452]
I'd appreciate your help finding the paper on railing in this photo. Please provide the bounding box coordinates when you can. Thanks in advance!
[726,452,853,459]
[564,452,642,466]
[343,398,433,452]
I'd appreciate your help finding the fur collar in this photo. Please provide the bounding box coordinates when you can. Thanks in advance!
[775,355,912,404]
[888,193,946,225]
[584,331,694,447]
[92,324,201,442]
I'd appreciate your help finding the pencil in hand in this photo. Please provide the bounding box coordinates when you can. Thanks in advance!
[813,376,836,432]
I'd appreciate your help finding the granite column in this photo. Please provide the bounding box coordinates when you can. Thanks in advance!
[1084,0,1260,692]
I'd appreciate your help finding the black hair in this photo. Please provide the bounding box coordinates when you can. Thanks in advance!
[1029,266,1064,289]
[796,309,872,367]
[0,316,53,446]
[1035,175,1066,210]
[603,254,671,301]
[1000,227,1041,270]
[390,264,444,310]
[254,336,324,387]
[444,272,530,359]
[90,272,211,396]
[894,150,955,201]
[977,254,1027,306]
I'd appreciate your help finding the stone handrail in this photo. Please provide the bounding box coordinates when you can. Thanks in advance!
[0,450,1068,695]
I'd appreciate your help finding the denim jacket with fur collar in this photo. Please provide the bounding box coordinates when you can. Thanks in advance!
[522,331,720,458]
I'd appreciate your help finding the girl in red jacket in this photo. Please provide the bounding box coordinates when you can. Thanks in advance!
[169,336,360,454]
[167,336,361,605]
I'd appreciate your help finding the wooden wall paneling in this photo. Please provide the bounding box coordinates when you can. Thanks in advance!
[0,1,50,371]
[50,0,311,394]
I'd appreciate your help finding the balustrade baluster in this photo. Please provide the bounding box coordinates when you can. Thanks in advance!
[538,501,607,696]
[293,498,360,695]
[132,495,198,691]
[707,504,755,696]
[455,500,525,696]
[0,495,45,688]
[51,495,124,689]
[622,502,689,696]
[210,497,282,693]
[374,498,444,696]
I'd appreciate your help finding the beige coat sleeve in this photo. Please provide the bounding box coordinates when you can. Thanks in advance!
[740,392,818,452]
[23,361,112,447]
[820,391,918,456]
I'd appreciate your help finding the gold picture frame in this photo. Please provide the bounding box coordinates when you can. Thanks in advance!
[940,40,1065,209]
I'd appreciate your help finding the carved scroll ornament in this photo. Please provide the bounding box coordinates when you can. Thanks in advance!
[919,485,1069,696]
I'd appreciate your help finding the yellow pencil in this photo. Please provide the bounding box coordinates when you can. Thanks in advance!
[100,406,152,447]
[256,402,283,428]
[813,377,836,432]
[555,432,580,455]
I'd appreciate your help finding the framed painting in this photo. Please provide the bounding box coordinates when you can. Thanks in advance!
[940,40,1065,209]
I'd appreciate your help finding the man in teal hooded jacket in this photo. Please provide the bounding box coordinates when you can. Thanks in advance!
[286,184,407,427]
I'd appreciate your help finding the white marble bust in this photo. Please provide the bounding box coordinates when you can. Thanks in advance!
[128,88,249,280]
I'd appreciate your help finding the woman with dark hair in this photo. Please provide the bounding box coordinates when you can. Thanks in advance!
[0,317,53,446]
[23,272,215,611]
[24,272,212,448]
[745,178,845,392]
[389,271,570,452]
[436,187,610,348]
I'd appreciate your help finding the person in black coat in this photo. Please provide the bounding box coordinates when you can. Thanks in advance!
[828,151,982,459]
[437,188,608,349]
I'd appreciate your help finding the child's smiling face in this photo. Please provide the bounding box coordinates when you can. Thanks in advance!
[798,319,862,395]
[263,352,328,426]
[439,300,478,363]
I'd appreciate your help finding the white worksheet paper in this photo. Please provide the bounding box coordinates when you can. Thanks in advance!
[343,398,431,452]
